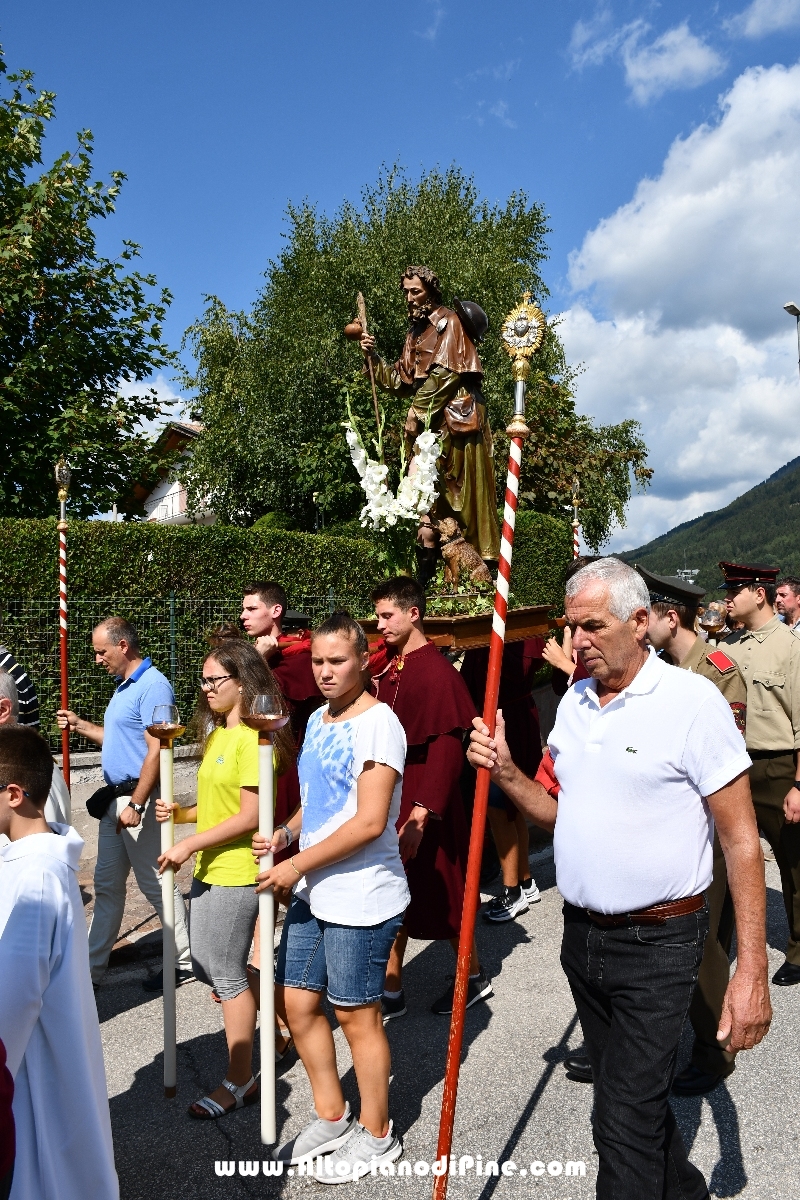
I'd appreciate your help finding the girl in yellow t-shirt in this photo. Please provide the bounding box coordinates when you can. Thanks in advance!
[156,638,293,1120]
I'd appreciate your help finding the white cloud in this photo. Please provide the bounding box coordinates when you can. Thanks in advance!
[622,23,727,104]
[561,62,800,550]
[569,62,800,339]
[726,0,800,38]
[488,100,516,128]
[416,1,445,42]
[569,14,725,104]
[118,373,184,435]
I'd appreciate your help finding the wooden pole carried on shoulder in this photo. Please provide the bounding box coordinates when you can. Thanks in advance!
[432,294,546,1200]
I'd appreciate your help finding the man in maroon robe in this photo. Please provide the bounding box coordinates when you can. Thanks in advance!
[370,577,493,1018]
[461,639,545,922]
[241,581,323,832]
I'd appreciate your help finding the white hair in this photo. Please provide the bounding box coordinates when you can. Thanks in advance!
[0,670,19,721]
[565,557,651,621]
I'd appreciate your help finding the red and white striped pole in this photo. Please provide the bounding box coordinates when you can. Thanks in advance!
[571,477,581,560]
[432,297,544,1200]
[55,460,71,792]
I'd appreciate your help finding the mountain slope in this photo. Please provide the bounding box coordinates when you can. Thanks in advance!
[621,458,800,591]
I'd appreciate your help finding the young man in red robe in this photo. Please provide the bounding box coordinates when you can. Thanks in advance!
[370,577,493,1018]
[461,639,545,922]
[240,581,323,832]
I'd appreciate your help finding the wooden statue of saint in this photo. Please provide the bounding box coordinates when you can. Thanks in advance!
[359,266,501,563]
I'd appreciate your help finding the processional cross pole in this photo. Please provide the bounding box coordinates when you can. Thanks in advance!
[432,293,546,1200]
[55,460,72,791]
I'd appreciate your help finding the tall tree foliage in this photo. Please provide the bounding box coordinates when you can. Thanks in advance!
[182,166,651,547]
[0,51,174,517]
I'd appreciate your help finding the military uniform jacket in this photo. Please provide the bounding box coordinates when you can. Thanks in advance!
[723,615,800,751]
[679,637,747,736]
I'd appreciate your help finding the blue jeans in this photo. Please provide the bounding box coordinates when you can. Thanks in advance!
[561,902,710,1200]
[276,897,404,1006]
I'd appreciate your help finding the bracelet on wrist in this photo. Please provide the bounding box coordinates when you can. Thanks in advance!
[289,856,302,877]
[277,823,293,846]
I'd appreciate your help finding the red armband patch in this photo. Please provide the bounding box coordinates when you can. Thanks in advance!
[535,748,561,798]
[707,650,736,673]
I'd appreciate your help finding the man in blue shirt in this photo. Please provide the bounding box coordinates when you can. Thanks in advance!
[57,618,191,988]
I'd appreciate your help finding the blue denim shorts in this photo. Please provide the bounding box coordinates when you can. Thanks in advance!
[275,897,404,1007]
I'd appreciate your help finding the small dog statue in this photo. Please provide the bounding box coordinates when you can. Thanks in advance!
[436,517,493,588]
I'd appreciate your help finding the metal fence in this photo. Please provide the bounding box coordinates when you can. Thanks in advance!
[0,593,366,753]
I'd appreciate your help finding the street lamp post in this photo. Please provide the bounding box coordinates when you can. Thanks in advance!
[785,303,800,382]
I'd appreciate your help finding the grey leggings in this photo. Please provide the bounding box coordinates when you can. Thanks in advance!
[189,879,259,1001]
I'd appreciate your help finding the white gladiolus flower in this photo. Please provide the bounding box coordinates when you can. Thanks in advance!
[345,421,441,532]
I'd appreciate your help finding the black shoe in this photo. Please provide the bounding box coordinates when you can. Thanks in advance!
[564,1053,593,1083]
[142,968,195,993]
[431,969,493,1016]
[381,990,407,1023]
[483,886,529,923]
[671,1064,727,1096]
[772,959,800,986]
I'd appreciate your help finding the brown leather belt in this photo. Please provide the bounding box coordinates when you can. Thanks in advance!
[584,893,705,928]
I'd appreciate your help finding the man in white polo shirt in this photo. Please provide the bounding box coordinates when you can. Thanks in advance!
[468,558,771,1200]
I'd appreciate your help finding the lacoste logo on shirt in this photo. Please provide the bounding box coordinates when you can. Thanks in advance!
[216,755,224,764]
[626,747,637,754]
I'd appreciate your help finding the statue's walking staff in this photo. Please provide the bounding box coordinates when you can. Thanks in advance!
[55,460,72,791]
[345,294,382,438]
[244,695,290,1145]
[432,294,545,1200]
[147,704,186,1098]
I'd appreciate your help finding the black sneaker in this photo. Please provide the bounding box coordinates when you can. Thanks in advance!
[381,990,407,1023]
[483,886,529,923]
[430,969,493,1016]
[142,967,195,993]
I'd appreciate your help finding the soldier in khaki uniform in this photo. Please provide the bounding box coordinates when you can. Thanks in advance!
[640,567,748,1095]
[721,561,800,988]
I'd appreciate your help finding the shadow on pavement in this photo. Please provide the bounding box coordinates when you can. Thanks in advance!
[476,1012,581,1200]
[109,1027,292,1200]
[674,1082,747,1198]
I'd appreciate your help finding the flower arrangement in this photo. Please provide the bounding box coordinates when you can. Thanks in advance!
[342,391,442,575]
[345,424,441,531]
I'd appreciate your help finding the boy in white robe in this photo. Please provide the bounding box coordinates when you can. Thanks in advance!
[0,726,119,1200]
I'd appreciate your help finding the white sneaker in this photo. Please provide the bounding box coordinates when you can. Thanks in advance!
[272,1102,356,1163]
[316,1121,403,1184]
[521,877,541,904]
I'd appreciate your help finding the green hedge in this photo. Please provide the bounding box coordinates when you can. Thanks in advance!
[0,513,571,608]
[509,510,573,608]
[0,519,382,604]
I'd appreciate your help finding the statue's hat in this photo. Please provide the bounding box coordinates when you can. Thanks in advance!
[453,298,488,344]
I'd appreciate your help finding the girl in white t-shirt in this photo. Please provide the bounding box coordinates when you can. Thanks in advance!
[254,611,409,1182]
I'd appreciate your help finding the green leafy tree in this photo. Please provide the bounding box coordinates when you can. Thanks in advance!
[182,166,650,547]
[0,50,175,517]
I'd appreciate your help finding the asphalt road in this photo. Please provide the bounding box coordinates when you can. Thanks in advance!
[74,790,799,1200]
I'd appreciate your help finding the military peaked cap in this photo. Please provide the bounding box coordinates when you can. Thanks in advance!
[717,561,780,590]
[635,565,705,606]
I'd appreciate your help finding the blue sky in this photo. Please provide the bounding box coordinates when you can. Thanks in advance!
[6,1,800,550]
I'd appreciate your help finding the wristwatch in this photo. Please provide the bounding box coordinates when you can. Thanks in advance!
[793,782,800,792]
[128,801,147,815]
